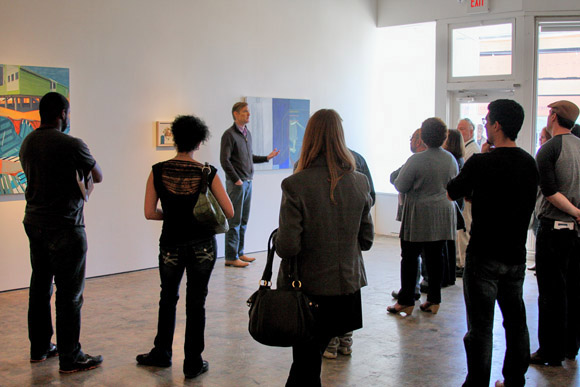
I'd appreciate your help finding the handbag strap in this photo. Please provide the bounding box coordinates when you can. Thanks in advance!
[260,229,301,289]
[199,162,210,194]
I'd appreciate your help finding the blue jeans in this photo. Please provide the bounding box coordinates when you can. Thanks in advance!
[462,254,529,387]
[225,179,252,261]
[24,224,87,366]
[535,221,580,361]
[152,237,216,369]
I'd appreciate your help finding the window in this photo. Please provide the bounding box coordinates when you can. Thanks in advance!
[451,22,513,79]
[534,20,580,154]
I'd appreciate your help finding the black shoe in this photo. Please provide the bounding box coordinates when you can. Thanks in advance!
[30,343,58,363]
[529,350,562,367]
[136,352,172,367]
[455,267,464,278]
[59,353,103,373]
[391,290,420,301]
[184,360,209,378]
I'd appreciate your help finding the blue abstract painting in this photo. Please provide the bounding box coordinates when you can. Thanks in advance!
[246,97,310,171]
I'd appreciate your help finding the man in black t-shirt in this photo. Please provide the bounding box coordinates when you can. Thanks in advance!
[20,92,104,373]
[447,99,539,387]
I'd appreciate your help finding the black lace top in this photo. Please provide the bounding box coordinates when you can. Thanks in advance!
[152,160,218,245]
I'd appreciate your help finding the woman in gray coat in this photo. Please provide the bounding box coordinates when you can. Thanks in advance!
[388,117,458,315]
[275,109,374,386]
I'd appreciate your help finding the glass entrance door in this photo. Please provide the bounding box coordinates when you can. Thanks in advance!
[449,90,514,147]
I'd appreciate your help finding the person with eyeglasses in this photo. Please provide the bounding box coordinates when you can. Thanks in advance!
[448,99,539,387]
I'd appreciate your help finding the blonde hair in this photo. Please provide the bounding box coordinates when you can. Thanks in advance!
[295,109,355,203]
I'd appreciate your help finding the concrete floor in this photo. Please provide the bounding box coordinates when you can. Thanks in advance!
[0,235,578,386]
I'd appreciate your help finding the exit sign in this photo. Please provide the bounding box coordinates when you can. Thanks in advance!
[467,0,489,14]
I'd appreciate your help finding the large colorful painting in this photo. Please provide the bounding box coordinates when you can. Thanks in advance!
[0,65,69,195]
[246,97,310,171]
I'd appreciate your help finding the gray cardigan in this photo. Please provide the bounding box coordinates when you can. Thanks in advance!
[394,147,458,242]
[219,124,268,182]
[275,157,374,296]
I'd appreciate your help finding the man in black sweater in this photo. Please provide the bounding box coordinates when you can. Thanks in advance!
[447,99,539,387]
[220,102,279,267]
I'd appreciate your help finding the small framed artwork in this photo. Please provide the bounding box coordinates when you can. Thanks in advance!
[156,121,174,147]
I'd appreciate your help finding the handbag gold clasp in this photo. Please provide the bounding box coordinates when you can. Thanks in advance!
[292,280,302,289]
[259,280,271,287]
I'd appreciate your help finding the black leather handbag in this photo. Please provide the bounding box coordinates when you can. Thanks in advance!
[247,229,317,347]
[193,163,229,234]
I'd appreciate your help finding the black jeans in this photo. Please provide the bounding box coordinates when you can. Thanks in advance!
[286,336,332,387]
[151,237,216,370]
[462,254,529,387]
[25,224,87,366]
[399,240,445,305]
[286,291,362,387]
[443,239,457,286]
[535,222,580,361]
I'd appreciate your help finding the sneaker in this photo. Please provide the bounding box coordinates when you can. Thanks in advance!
[323,348,337,359]
[338,346,352,355]
[136,352,171,367]
[184,360,209,378]
[59,353,103,373]
[30,343,58,362]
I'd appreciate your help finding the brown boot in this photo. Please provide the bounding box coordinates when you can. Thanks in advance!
[225,259,249,268]
[239,255,256,262]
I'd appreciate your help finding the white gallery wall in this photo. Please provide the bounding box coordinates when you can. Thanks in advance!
[0,0,379,291]
[4,0,580,292]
